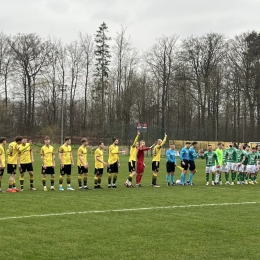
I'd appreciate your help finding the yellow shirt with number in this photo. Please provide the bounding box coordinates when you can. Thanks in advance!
[128,134,139,162]
[41,145,54,167]
[152,137,167,162]
[59,144,72,165]
[18,143,32,164]
[0,145,5,167]
[77,145,87,166]
[95,148,104,169]
[108,144,119,165]
[7,141,19,165]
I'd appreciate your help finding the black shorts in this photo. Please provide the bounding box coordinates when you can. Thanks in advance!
[166,162,175,173]
[42,166,55,175]
[128,161,136,173]
[20,163,33,173]
[78,166,88,174]
[107,162,118,174]
[181,160,189,170]
[152,161,160,172]
[0,168,5,176]
[94,168,103,176]
[7,164,17,174]
[189,160,196,171]
[60,164,72,175]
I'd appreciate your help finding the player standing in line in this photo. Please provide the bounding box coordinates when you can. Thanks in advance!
[215,143,224,185]
[0,137,7,192]
[254,145,260,184]
[18,138,36,191]
[223,142,237,185]
[40,136,55,191]
[6,136,23,192]
[166,144,177,186]
[94,142,107,189]
[151,133,167,188]
[246,147,258,185]
[107,138,126,188]
[244,145,250,184]
[58,137,75,191]
[179,142,191,186]
[125,131,140,187]
[135,140,153,187]
[187,141,200,185]
[234,144,246,185]
[200,145,219,185]
[77,138,90,190]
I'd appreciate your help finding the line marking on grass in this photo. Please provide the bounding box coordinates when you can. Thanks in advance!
[0,201,258,221]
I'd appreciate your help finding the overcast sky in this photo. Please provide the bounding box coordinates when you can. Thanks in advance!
[0,0,259,50]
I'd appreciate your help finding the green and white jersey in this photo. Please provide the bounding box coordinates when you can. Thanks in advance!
[201,151,219,167]
[215,148,223,166]
[243,151,249,165]
[223,147,237,163]
[247,152,258,165]
[236,149,245,163]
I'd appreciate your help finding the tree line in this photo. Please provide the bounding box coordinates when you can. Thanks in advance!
[0,23,260,144]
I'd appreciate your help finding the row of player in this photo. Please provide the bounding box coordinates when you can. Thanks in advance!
[0,134,258,192]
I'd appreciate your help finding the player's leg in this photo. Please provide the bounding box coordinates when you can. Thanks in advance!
[107,164,112,188]
[83,168,90,189]
[78,166,83,190]
[7,164,18,192]
[112,162,119,188]
[188,161,196,185]
[166,162,170,186]
[50,167,55,190]
[66,165,74,190]
[126,161,135,187]
[152,162,160,187]
[59,165,65,191]
[171,167,176,186]
[136,162,143,187]
[205,167,210,185]
[0,168,4,192]
[42,170,47,191]
[231,163,236,185]
[19,165,25,191]
[94,168,103,189]
[180,160,188,185]
[225,163,230,185]
[28,163,36,190]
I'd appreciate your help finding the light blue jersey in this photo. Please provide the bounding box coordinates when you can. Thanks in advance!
[179,147,189,161]
[166,149,176,163]
[189,147,199,161]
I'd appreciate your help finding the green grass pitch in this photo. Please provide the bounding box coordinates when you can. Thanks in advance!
[1,150,260,260]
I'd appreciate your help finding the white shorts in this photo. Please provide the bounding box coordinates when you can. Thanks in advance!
[205,166,215,174]
[234,163,244,172]
[226,162,235,171]
[246,165,256,174]
[214,165,227,173]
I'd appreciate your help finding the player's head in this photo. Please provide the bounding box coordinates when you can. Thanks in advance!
[140,140,145,147]
[98,141,104,149]
[252,147,257,152]
[22,137,27,144]
[185,142,191,148]
[208,144,212,151]
[191,141,197,148]
[238,144,243,150]
[0,137,6,145]
[246,145,250,151]
[81,138,88,146]
[112,138,118,145]
[257,145,260,151]
[135,141,139,148]
[44,136,50,145]
[157,139,162,145]
[64,137,71,145]
[170,144,175,150]
[217,142,222,148]
[229,142,234,147]
[15,136,23,144]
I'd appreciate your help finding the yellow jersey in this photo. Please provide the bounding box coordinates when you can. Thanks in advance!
[7,141,19,165]
[18,143,32,164]
[95,148,104,169]
[59,144,72,165]
[108,144,119,165]
[77,145,87,166]
[41,145,54,167]
[152,136,167,162]
[0,145,5,167]
[128,134,139,162]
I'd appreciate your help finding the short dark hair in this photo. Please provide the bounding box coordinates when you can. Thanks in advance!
[81,138,88,143]
[186,142,191,144]
[64,137,71,142]
[15,136,23,142]
[0,137,6,143]
[208,144,212,147]
[217,142,222,145]
[112,137,118,143]
[98,141,104,146]
[44,136,50,141]
[192,141,197,145]
[252,147,256,150]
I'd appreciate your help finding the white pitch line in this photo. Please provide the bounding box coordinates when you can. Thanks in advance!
[0,201,258,221]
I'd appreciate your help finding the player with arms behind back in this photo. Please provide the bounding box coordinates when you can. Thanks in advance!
[151,133,167,188]
[40,136,55,191]
[94,142,107,189]
[58,137,75,191]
